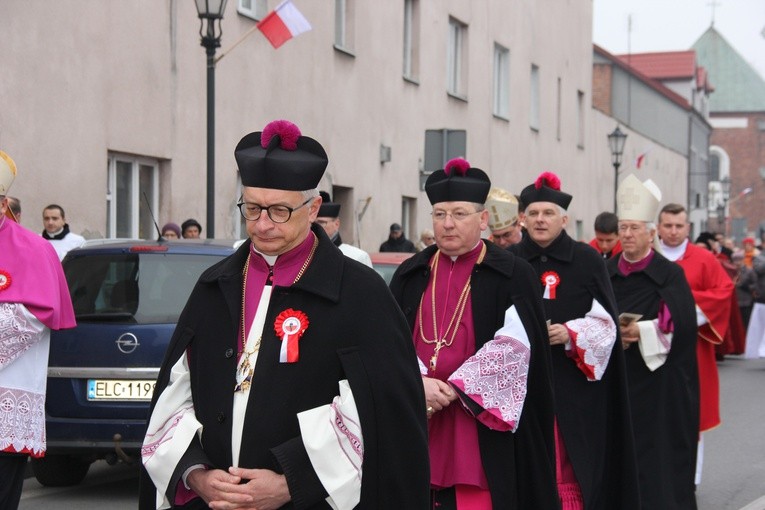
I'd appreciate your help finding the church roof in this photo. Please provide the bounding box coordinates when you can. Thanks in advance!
[692,26,765,112]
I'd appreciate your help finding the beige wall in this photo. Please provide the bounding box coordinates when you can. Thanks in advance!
[2,0,685,249]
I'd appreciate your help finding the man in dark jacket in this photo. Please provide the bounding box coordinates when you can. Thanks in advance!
[389,158,557,510]
[139,120,429,510]
[379,223,416,252]
[509,171,639,510]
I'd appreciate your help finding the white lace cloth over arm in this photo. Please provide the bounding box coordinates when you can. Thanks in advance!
[563,298,617,381]
[0,303,49,456]
[297,379,363,510]
[141,352,203,510]
[636,320,672,371]
[447,305,531,432]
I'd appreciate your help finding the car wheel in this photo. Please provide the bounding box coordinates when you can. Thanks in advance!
[31,455,91,486]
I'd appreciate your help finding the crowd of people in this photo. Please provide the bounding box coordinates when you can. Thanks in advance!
[3,118,765,510]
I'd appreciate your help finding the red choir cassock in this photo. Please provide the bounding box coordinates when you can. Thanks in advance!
[674,242,734,432]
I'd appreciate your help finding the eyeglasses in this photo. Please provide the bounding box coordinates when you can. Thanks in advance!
[432,209,480,222]
[237,197,313,223]
[618,223,647,233]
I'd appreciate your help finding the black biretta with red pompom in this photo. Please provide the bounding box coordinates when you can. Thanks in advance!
[520,171,572,210]
[425,158,491,205]
[235,120,328,191]
[317,190,341,217]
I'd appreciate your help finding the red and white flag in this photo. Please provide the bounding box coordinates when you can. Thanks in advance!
[257,0,312,49]
[635,149,651,169]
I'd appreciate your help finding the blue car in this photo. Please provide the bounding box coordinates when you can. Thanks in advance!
[32,239,237,486]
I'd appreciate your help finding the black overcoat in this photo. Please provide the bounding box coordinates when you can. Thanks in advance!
[389,241,558,510]
[139,225,430,509]
[608,251,699,510]
[510,231,640,510]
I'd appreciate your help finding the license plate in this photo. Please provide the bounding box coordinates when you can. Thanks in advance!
[87,379,156,401]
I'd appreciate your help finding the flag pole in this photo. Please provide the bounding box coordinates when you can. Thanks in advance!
[215,23,261,64]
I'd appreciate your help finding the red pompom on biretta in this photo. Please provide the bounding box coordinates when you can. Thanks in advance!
[444,158,470,176]
[261,120,302,150]
[534,171,561,190]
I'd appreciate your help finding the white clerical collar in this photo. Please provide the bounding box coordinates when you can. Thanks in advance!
[660,238,688,262]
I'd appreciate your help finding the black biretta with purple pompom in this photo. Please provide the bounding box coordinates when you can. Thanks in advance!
[424,158,491,205]
[235,120,328,191]
[520,171,573,210]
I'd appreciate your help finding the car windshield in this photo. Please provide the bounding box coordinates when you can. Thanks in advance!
[64,253,220,323]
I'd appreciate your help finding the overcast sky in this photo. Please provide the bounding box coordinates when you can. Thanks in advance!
[593,0,765,80]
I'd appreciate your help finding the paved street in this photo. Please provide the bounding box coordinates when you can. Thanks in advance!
[19,356,765,509]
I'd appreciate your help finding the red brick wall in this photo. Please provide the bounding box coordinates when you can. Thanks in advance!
[712,112,765,240]
[592,64,612,115]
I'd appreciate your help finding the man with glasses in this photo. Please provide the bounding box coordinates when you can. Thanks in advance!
[389,158,557,509]
[486,186,522,249]
[608,175,698,509]
[509,172,639,510]
[141,120,429,510]
[314,191,372,267]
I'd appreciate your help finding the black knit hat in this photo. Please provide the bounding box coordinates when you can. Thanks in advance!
[520,171,572,210]
[317,191,341,217]
[425,158,491,205]
[235,120,328,191]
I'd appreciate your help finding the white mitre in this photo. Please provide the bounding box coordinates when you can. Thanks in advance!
[485,187,519,231]
[0,151,17,195]
[616,174,661,222]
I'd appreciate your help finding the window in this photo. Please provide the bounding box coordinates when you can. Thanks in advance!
[403,0,420,81]
[422,129,467,190]
[237,0,268,20]
[447,17,467,98]
[106,154,160,239]
[530,64,540,130]
[576,90,585,148]
[492,44,510,118]
[334,0,355,53]
[556,77,562,140]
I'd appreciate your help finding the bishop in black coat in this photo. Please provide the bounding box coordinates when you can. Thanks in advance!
[510,230,640,510]
[608,251,699,510]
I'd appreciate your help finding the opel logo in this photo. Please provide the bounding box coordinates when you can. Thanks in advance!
[116,332,140,354]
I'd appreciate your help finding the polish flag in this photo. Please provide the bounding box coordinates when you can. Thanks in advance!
[635,149,651,169]
[257,0,312,49]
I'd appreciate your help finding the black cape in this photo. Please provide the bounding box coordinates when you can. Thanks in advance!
[607,251,699,510]
[389,241,558,510]
[139,225,430,509]
[509,231,640,510]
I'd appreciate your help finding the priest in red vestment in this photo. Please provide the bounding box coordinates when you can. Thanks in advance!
[657,203,733,486]
[390,158,557,510]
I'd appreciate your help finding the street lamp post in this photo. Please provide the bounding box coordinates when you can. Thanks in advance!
[719,176,731,236]
[195,0,228,238]
[608,126,628,214]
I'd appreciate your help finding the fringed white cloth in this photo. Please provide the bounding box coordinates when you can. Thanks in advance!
[564,298,617,381]
[141,353,202,510]
[637,320,673,371]
[0,303,49,457]
[298,380,363,510]
[448,305,530,432]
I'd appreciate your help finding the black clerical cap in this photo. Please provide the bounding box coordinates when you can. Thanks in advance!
[520,171,572,210]
[317,191,341,217]
[235,120,328,191]
[425,158,491,205]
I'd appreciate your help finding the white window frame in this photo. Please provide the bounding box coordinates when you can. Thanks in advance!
[334,0,354,53]
[106,153,160,239]
[492,43,510,119]
[530,64,540,131]
[576,90,585,148]
[447,17,467,99]
[237,0,268,21]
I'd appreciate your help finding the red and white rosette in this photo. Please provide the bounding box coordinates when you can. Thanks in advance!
[540,271,560,300]
[274,308,309,363]
[0,269,11,291]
